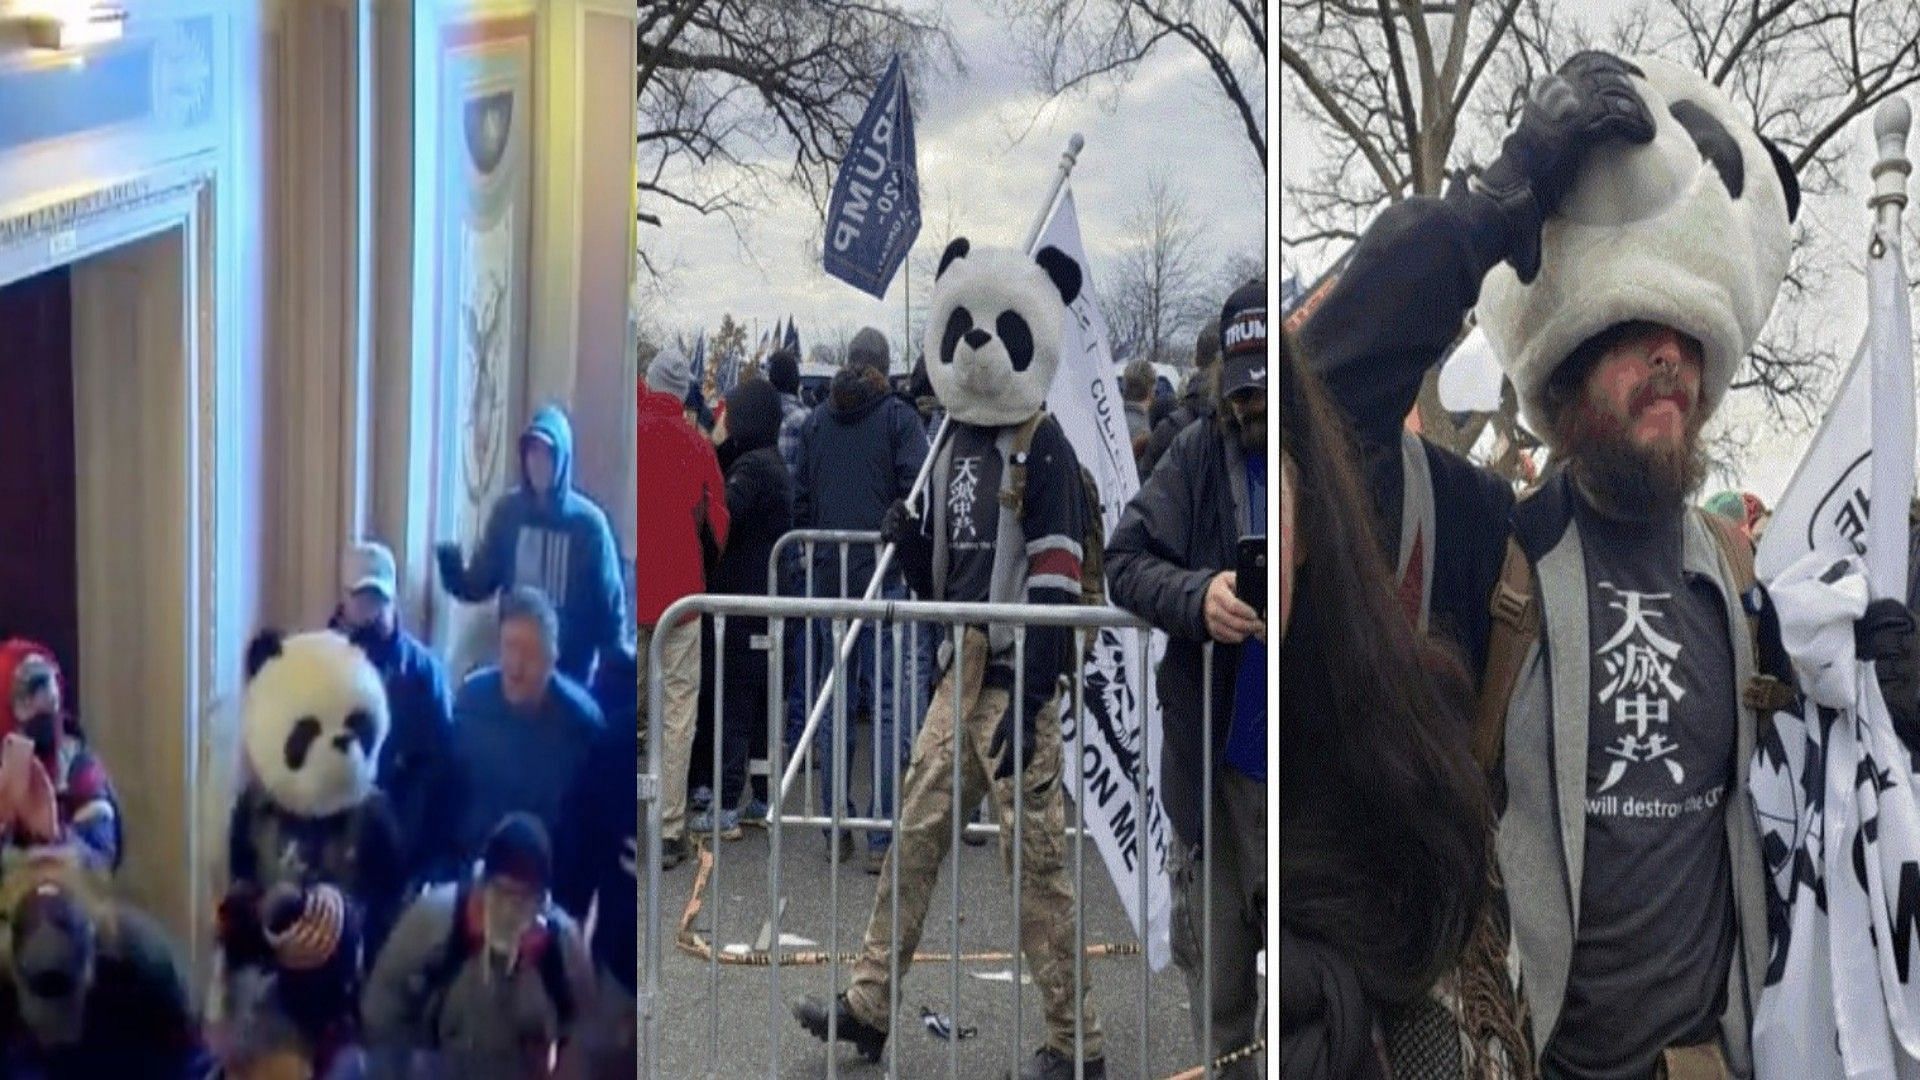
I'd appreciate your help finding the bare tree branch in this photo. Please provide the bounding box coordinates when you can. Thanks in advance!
[636,0,956,280]
[996,0,1268,171]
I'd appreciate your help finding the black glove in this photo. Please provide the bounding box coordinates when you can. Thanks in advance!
[434,542,465,589]
[988,699,1039,782]
[1476,51,1655,283]
[1859,597,1920,752]
[883,499,935,598]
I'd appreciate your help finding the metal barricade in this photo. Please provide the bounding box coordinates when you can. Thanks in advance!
[639,592,1241,1079]
[766,530,937,841]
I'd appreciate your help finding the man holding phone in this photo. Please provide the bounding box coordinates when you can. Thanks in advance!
[1106,278,1267,1075]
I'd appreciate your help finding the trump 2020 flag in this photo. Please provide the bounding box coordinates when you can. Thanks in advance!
[1033,187,1173,971]
[824,54,921,299]
[1752,207,1918,1078]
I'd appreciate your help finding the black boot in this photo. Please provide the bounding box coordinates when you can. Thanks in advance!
[792,993,888,1063]
[1011,1046,1106,1080]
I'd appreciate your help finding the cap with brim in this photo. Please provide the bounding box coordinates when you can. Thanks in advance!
[343,542,396,601]
[1221,352,1268,398]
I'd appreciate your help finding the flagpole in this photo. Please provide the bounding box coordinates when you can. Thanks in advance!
[1865,96,1913,597]
[778,132,1090,808]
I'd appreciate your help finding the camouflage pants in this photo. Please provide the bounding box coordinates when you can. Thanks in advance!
[845,628,1104,1058]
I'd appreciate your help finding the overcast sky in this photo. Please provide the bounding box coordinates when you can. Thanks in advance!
[641,3,1267,364]
[1277,4,1906,505]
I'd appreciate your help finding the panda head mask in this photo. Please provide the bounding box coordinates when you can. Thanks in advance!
[241,630,389,819]
[1476,55,1800,442]
[923,239,1083,427]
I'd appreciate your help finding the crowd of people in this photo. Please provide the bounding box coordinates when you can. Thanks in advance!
[0,400,641,1079]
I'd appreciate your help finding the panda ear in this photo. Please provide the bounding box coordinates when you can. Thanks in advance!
[1760,135,1801,223]
[936,237,970,280]
[1034,246,1082,306]
[246,630,284,682]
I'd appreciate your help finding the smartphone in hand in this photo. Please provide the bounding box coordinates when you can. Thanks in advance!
[1235,536,1266,616]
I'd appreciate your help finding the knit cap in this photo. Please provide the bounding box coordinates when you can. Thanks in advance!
[646,345,693,402]
[482,812,552,891]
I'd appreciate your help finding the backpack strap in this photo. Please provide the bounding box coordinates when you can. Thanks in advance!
[1473,537,1538,776]
[999,411,1050,521]
[535,911,577,1031]
[1700,512,1796,713]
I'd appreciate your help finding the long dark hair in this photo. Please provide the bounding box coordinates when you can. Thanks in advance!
[1279,330,1493,1007]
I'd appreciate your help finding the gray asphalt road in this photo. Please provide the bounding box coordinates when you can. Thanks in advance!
[640,767,1214,1079]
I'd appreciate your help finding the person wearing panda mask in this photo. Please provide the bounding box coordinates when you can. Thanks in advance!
[222,630,408,985]
[791,239,1103,1080]
[1297,51,1920,1077]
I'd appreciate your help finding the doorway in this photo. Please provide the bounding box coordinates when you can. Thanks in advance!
[0,266,80,709]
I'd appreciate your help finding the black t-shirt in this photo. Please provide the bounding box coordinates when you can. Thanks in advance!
[942,423,1003,604]
[1546,500,1737,1079]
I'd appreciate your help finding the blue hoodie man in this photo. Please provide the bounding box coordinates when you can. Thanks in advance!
[436,405,627,685]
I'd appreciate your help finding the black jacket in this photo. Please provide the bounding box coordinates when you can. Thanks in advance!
[1280,926,1388,1080]
[1294,190,1529,681]
[713,446,793,599]
[792,369,929,596]
[1105,414,1249,847]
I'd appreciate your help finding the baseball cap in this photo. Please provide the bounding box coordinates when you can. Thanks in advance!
[1219,278,1268,398]
[343,541,397,601]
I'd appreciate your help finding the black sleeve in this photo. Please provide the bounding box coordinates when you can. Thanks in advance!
[227,789,257,886]
[1296,188,1512,454]
[1106,424,1214,642]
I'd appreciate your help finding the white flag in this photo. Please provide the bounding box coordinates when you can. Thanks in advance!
[1754,214,1919,1078]
[1754,343,1870,584]
[1032,188,1173,971]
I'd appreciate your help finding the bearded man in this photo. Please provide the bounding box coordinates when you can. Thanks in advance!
[1299,52,1918,1077]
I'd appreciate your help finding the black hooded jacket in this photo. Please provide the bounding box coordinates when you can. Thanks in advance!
[792,367,929,596]
[712,379,793,600]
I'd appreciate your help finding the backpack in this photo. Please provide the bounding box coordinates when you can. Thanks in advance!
[1470,510,1795,775]
[999,411,1107,611]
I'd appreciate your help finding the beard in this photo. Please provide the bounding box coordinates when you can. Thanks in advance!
[1555,370,1707,518]
[1239,414,1266,452]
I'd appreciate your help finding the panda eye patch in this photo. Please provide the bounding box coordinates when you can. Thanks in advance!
[940,306,974,366]
[996,311,1035,372]
[343,710,377,755]
[285,717,322,771]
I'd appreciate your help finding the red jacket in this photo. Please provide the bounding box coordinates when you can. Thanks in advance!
[634,388,730,626]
